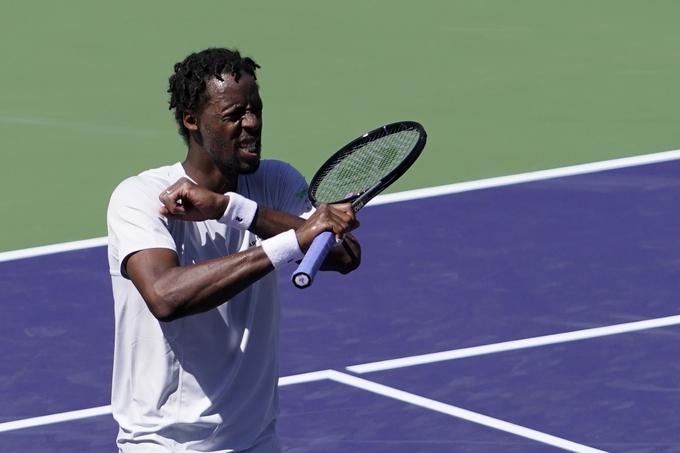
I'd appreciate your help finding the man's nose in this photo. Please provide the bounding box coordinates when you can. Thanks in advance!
[241,111,260,130]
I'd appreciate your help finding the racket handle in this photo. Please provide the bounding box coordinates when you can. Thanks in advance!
[292,231,335,289]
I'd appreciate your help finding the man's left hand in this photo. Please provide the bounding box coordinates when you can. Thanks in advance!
[159,178,228,221]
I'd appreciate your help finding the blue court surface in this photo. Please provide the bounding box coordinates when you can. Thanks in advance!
[2,154,680,452]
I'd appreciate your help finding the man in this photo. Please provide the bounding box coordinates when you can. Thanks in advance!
[107,48,360,452]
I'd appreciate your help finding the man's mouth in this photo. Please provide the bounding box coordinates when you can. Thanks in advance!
[238,140,259,153]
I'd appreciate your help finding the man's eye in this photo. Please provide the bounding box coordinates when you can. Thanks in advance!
[223,112,242,121]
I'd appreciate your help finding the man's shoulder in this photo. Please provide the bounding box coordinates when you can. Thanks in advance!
[134,162,184,188]
[109,163,182,207]
[240,159,310,212]
[113,163,182,194]
[247,159,304,185]
[258,158,298,173]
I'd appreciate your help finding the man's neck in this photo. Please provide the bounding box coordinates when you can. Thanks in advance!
[182,151,237,194]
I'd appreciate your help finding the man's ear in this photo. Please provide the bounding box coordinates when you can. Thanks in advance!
[183,112,199,132]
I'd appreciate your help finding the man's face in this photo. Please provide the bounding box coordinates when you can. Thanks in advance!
[194,72,263,176]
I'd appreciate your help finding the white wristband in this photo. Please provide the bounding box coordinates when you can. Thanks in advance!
[218,192,258,230]
[261,229,304,269]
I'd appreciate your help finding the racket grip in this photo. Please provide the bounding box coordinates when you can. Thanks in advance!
[292,231,335,289]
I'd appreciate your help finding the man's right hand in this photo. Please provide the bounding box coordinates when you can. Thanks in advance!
[294,203,359,252]
[159,178,228,222]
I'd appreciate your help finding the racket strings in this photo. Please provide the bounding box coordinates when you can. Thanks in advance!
[313,128,421,203]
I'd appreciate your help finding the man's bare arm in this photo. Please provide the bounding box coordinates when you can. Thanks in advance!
[158,178,361,274]
[126,246,274,322]
[251,206,361,274]
[126,180,360,322]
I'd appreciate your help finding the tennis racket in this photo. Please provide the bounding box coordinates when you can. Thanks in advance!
[292,121,427,288]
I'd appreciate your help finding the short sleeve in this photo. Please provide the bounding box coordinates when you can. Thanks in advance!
[107,177,177,278]
[266,161,314,217]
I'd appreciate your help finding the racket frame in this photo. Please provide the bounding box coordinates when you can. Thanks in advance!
[292,121,427,288]
[308,121,427,209]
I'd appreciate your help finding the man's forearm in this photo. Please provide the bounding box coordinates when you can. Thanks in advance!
[249,207,304,239]
[128,247,274,322]
[250,207,361,273]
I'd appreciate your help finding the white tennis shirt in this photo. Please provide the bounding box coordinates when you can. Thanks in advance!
[107,160,312,452]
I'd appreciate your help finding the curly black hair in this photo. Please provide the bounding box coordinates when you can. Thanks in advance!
[168,48,260,143]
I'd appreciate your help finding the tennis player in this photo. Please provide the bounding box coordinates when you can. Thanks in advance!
[107,48,361,452]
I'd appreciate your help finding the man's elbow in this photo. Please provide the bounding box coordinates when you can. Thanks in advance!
[144,287,184,322]
[338,240,361,274]
[152,307,180,323]
[338,258,360,274]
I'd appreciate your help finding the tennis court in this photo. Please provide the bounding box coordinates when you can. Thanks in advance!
[3,152,680,451]
[3,1,680,452]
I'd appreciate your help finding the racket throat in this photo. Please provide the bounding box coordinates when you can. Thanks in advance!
[350,180,383,211]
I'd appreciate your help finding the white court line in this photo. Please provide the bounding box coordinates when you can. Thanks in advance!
[0,237,107,263]
[0,406,112,433]
[2,148,680,263]
[0,368,607,453]
[347,314,680,374]
[325,370,606,453]
[0,370,334,433]
[1,369,606,451]
[278,369,332,386]
[368,147,680,206]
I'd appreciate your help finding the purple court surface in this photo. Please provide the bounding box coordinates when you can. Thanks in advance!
[2,156,680,452]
